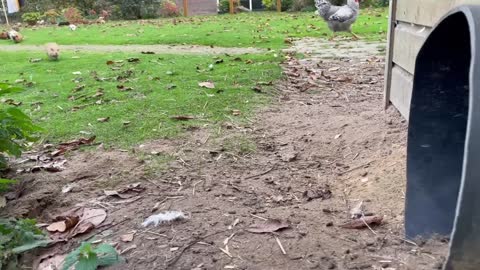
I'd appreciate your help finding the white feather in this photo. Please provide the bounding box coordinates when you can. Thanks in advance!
[69,24,77,31]
[141,211,187,227]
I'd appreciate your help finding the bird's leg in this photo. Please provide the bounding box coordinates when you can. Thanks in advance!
[329,32,336,41]
[350,32,361,40]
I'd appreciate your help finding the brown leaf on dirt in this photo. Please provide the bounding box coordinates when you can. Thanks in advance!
[52,136,96,157]
[71,222,95,236]
[81,208,107,226]
[303,185,332,201]
[37,254,66,270]
[67,208,107,238]
[198,81,215,89]
[170,115,195,121]
[46,221,67,233]
[246,219,289,234]
[340,215,383,229]
[47,216,79,233]
[31,159,67,173]
[120,232,135,242]
[97,117,110,123]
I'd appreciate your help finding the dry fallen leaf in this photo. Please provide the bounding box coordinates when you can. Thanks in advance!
[120,232,135,242]
[170,115,195,121]
[198,81,215,89]
[81,208,107,226]
[47,216,79,233]
[97,117,110,123]
[246,219,289,234]
[340,215,383,229]
[37,254,66,270]
[46,221,67,233]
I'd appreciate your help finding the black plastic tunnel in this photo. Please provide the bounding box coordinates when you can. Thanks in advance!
[405,5,480,270]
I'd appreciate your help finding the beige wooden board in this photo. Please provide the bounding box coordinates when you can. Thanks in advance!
[392,23,430,74]
[396,0,480,27]
[390,66,414,119]
[384,0,398,108]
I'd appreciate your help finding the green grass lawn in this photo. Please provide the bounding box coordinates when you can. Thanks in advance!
[3,9,388,49]
[0,51,281,147]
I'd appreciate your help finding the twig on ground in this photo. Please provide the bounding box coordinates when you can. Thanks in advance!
[338,161,373,175]
[166,229,232,269]
[244,165,276,180]
[192,180,204,196]
[250,214,268,221]
[275,236,287,255]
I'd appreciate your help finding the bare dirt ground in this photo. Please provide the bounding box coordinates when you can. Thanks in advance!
[1,39,448,270]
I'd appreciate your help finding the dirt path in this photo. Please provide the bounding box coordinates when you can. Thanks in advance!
[2,39,447,270]
[0,44,265,55]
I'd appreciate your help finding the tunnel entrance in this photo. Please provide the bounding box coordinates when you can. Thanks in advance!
[406,12,470,238]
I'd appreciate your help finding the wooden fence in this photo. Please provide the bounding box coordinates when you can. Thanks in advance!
[179,0,282,16]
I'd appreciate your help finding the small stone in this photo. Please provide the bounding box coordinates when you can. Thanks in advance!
[326,221,334,227]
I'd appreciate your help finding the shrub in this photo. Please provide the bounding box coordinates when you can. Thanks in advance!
[63,7,83,23]
[160,0,179,17]
[43,9,60,24]
[290,0,315,11]
[219,0,239,14]
[21,12,43,25]
[0,218,51,269]
[0,84,41,171]
[262,0,293,11]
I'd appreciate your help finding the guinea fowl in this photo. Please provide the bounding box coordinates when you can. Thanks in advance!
[315,0,361,40]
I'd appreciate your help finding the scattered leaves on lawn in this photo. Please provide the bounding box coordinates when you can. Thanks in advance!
[117,85,134,91]
[170,115,195,121]
[246,219,289,234]
[127,57,140,63]
[340,216,383,229]
[231,110,241,116]
[199,81,215,89]
[97,117,110,123]
[166,83,177,90]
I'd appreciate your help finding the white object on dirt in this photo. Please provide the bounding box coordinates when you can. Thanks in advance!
[69,24,77,31]
[141,211,187,227]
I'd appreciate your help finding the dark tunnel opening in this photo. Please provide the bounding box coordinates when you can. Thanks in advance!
[406,12,471,238]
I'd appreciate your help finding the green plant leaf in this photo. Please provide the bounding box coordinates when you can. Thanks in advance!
[11,239,51,254]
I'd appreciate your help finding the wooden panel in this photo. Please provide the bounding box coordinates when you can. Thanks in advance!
[390,66,414,119]
[396,0,480,27]
[392,23,430,74]
[383,0,397,108]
